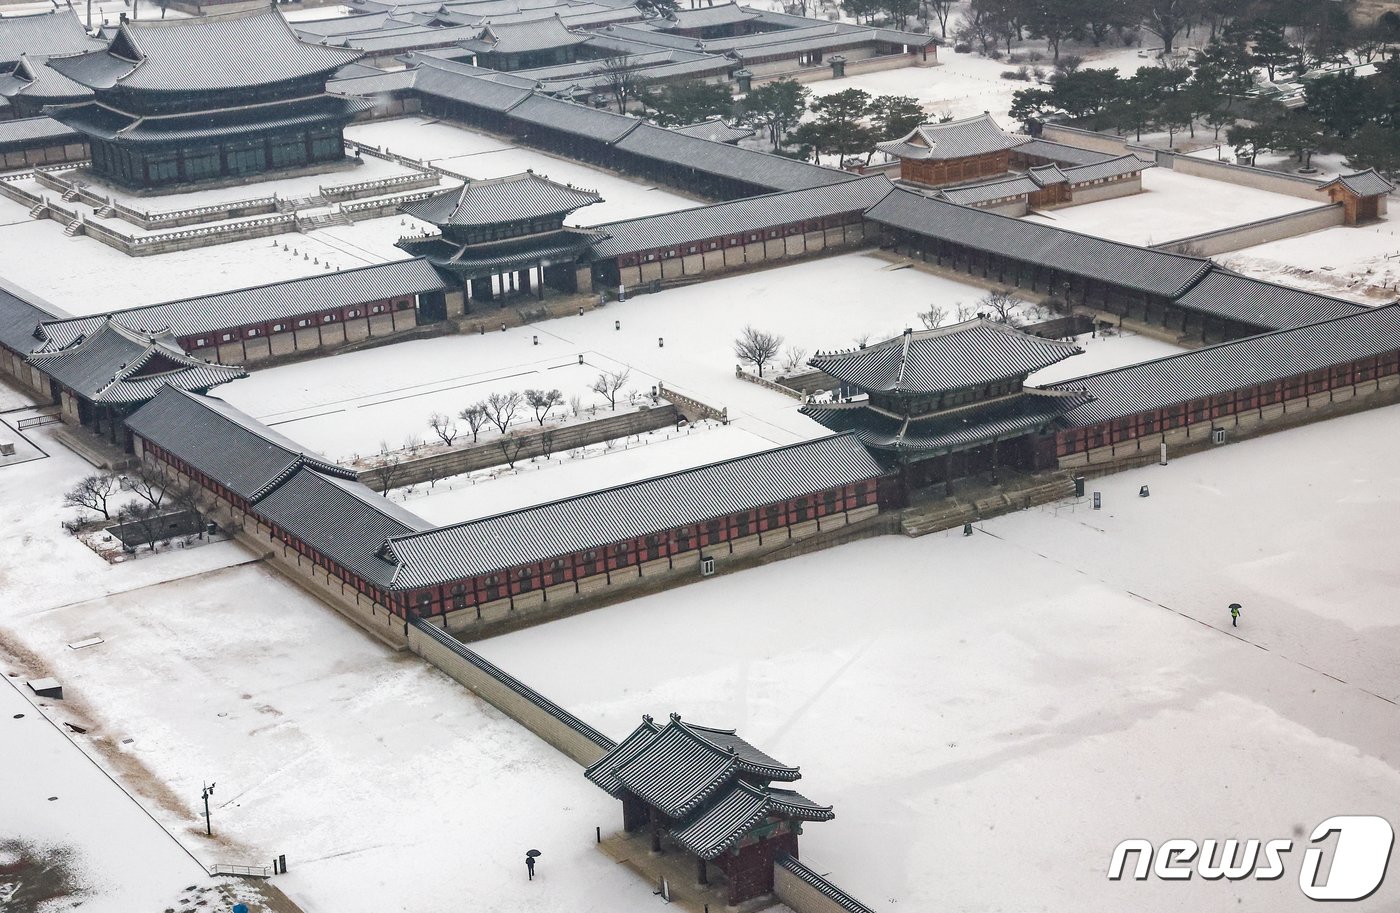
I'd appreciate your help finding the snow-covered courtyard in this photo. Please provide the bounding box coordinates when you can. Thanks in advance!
[1223,218,1400,304]
[1022,168,1322,247]
[345,117,702,227]
[474,403,1400,913]
[0,416,670,913]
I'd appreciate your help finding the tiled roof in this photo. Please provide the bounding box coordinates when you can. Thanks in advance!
[27,321,245,405]
[658,3,759,30]
[408,54,535,110]
[1015,137,1117,166]
[775,855,875,913]
[670,781,832,859]
[613,121,855,191]
[584,715,663,797]
[1051,304,1400,426]
[1322,168,1395,197]
[458,16,587,53]
[589,175,893,257]
[252,467,431,588]
[39,259,449,350]
[0,55,93,102]
[124,387,355,502]
[0,9,104,67]
[402,172,602,226]
[1174,267,1367,331]
[508,92,642,143]
[53,94,367,145]
[0,114,80,150]
[670,118,754,144]
[803,390,1090,453]
[1061,154,1152,183]
[328,65,421,96]
[47,8,362,93]
[0,279,66,355]
[876,113,1028,161]
[383,433,886,588]
[937,174,1037,206]
[1028,163,1067,186]
[866,188,1213,297]
[809,320,1082,394]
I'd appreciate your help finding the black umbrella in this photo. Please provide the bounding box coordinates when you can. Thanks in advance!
[526,849,542,858]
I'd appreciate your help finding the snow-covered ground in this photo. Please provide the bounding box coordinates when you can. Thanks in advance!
[1027,329,1184,385]
[1022,168,1320,247]
[0,415,668,913]
[0,675,213,913]
[346,118,702,227]
[474,402,1400,913]
[395,419,778,525]
[1223,217,1400,304]
[218,254,1027,459]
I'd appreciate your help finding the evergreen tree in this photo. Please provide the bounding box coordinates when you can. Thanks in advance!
[738,79,811,152]
[643,80,735,127]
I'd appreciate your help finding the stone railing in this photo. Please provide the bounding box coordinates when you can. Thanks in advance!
[735,365,804,399]
[342,189,439,220]
[658,381,727,422]
[0,178,39,207]
[320,170,440,202]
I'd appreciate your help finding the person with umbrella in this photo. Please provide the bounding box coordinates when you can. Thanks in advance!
[1229,603,1241,627]
[526,849,541,880]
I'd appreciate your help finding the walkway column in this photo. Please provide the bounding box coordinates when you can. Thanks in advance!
[518,268,531,295]
[697,856,709,885]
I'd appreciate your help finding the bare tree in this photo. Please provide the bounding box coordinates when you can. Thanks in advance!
[160,470,206,538]
[591,56,650,114]
[402,433,423,454]
[779,345,809,375]
[568,394,583,419]
[955,301,975,322]
[979,289,1023,326]
[63,473,117,520]
[525,388,564,426]
[539,428,557,459]
[120,466,167,510]
[369,442,404,495]
[428,412,459,446]
[459,403,488,443]
[485,391,523,434]
[917,303,948,329]
[117,501,163,552]
[496,433,528,469]
[590,368,632,411]
[734,325,784,377]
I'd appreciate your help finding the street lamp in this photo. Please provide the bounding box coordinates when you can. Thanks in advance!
[202,782,216,836]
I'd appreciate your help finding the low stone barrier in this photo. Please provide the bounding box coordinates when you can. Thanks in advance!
[775,855,876,913]
[1151,203,1344,257]
[657,381,727,422]
[357,404,681,489]
[736,366,803,399]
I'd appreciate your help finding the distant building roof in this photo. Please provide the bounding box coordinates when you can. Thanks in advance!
[47,7,362,93]
[0,54,94,103]
[27,321,246,405]
[0,113,81,151]
[589,174,893,258]
[1061,154,1152,183]
[866,188,1213,298]
[0,9,104,68]
[382,433,886,589]
[1173,267,1367,331]
[670,118,754,144]
[656,3,759,30]
[1014,137,1117,167]
[613,121,854,192]
[877,113,1029,161]
[937,174,1038,206]
[401,172,602,227]
[1320,168,1395,197]
[1051,303,1400,426]
[38,259,450,350]
[457,15,587,54]
[124,387,354,502]
[810,320,1082,395]
[0,279,67,355]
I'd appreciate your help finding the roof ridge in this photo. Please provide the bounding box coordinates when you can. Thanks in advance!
[1047,302,1400,388]
[384,431,865,544]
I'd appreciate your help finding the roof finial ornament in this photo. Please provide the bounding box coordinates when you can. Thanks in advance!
[642,713,653,724]
[670,712,681,722]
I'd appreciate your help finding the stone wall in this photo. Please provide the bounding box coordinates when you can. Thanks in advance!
[1067,173,1143,205]
[407,620,615,766]
[1151,203,1344,256]
[357,405,681,489]
[774,855,876,913]
[1166,153,1328,201]
[1037,123,1146,157]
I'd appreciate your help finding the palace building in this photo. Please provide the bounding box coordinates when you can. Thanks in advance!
[397,172,602,306]
[47,8,366,190]
[1318,169,1393,225]
[802,320,1087,494]
[876,113,1031,187]
[585,713,833,906]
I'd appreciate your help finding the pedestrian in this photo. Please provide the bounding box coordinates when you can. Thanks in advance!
[526,854,535,880]
[1229,603,1241,627]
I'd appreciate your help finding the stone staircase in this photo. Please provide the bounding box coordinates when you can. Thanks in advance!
[63,218,84,237]
[294,209,351,232]
[60,185,82,202]
[27,201,46,218]
[94,202,115,218]
[901,471,1077,537]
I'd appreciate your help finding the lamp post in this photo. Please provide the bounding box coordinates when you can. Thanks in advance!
[202,782,216,836]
